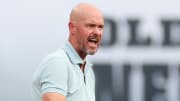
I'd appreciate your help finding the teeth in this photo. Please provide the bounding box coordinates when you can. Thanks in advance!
[88,37,99,43]
[89,38,97,43]
[91,39,97,41]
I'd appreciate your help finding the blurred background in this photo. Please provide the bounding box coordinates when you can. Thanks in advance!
[0,0,180,101]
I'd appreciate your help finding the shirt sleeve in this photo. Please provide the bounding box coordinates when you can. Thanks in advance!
[40,57,68,96]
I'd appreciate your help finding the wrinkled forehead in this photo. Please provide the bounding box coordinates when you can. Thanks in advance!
[82,16,104,26]
[78,11,104,27]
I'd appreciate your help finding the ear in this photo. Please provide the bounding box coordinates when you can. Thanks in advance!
[69,22,76,35]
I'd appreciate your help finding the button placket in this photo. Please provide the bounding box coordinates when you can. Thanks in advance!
[76,64,86,85]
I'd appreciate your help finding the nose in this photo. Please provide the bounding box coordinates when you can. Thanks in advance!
[93,27,103,36]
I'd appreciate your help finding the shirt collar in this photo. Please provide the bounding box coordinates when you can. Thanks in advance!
[63,41,85,65]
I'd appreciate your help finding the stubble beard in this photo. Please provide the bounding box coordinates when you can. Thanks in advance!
[81,41,97,55]
[78,38,98,56]
[87,49,97,55]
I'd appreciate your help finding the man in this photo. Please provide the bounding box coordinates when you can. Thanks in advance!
[32,3,104,101]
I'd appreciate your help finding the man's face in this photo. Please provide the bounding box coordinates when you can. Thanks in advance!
[75,15,104,55]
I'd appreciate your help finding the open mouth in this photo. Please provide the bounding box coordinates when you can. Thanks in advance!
[88,37,99,44]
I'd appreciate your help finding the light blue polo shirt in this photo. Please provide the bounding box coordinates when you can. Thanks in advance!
[32,41,95,101]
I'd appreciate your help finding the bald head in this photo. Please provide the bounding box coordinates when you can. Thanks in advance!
[69,3,103,22]
[68,3,104,59]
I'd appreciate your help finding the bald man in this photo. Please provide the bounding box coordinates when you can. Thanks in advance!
[32,3,104,101]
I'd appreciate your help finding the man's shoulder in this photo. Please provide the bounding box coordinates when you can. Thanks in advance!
[40,48,68,65]
[49,48,67,58]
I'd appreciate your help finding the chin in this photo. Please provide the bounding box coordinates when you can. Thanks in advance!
[87,49,97,55]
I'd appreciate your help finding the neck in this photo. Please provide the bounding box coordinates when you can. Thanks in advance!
[68,39,87,60]
[80,61,86,73]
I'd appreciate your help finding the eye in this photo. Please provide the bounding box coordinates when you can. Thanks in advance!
[99,25,104,29]
[88,24,96,28]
